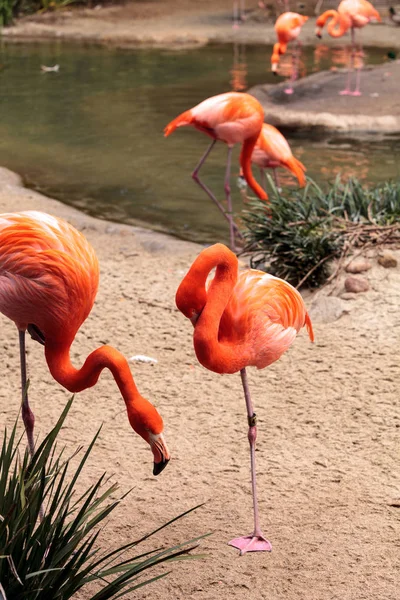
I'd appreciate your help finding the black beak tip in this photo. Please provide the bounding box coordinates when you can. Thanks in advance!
[153,459,169,476]
[316,33,322,39]
[273,71,278,76]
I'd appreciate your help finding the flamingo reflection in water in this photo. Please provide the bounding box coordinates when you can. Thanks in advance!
[230,42,248,91]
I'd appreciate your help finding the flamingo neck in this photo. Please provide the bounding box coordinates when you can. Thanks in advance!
[240,135,268,201]
[181,244,246,374]
[324,10,350,36]
[44,343,158,433]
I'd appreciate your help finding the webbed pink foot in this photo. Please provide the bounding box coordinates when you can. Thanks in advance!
[350,90,362,96]
[284,88,294,95]
[229,534,272,555]
[339,89,351,95]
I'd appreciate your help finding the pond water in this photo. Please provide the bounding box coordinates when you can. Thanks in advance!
[0,41,398,243]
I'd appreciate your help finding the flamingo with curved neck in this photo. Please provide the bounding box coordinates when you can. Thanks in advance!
[176,243,314,554]
[271,12,309,95]
[316,0,381,95]
[0,211,169,475]
[164,92,267,252]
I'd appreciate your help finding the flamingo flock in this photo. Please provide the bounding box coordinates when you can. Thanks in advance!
[0,0,382,558]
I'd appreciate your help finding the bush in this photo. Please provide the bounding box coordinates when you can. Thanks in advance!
[240,176,400,288]
[0,398,206,600]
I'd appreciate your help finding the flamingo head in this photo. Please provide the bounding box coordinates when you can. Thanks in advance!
[271,42,285,74]
[176,278,207,326]
[127,400,170,475]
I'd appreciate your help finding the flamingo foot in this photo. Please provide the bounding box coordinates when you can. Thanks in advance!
[228,534,272,555]
[339,89,351,95]
[350,90,362,96]
[284,88,294,95]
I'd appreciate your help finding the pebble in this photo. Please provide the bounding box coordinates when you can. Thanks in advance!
[378,250,398,269]
[345,258,372,274]
[309,296,349,323]
[344,276,370,293]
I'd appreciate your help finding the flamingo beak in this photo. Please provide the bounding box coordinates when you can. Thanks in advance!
[150,432,170,476]
[316,29,322,38]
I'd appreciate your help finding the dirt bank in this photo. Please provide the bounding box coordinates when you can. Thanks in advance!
[251,60,400,132]
[2,1,400,50]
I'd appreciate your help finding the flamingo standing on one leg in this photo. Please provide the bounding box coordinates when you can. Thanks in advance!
[250,123,306,190]
[233,0,246,28]
[271,12,309,94]
[164,92,268,252]
[316,0,381,95]
[176,243,314,554]
[0,211,170,475]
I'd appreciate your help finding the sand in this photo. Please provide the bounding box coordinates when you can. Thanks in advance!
[0,165,399,600]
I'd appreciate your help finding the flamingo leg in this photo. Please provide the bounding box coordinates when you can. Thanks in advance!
[284,42,300,95]
[224,146,237,252]
[259,168,267,193]
[192,140,240,237]
[340,29,355,95]
[233,1,239,29]
[19,330,35,458]
[272,168,282,192]
[228,368,272,555]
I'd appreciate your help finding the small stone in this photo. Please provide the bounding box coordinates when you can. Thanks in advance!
[378,251,397,269]
[345,258,372,274]
[340,292,358,300]
[344,276,369,293]
[309,296,349,323]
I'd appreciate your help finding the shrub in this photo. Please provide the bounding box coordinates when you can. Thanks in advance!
[0,398,206,599]
[240,176,400,288]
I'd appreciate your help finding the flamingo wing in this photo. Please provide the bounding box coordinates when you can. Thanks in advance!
[220,270,313,368]
[0,211,99,340]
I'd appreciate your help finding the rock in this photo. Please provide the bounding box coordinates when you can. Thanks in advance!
[345,258,372,274]
[344,276,370,293]
[309,296,349,323]
[378,251,398,269]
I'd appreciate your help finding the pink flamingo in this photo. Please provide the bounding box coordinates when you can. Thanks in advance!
[176,243,314,554]
[250,123,307,189]
[0,211,169,474]
[164,92,268,251]
[271,12,309,94]
[316,0,381,95]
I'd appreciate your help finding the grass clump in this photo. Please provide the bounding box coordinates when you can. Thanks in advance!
[0,398,206,600]
[240,176,400,288]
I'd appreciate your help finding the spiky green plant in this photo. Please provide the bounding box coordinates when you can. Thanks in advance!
[240,176,400,288]
[0,398,207,600]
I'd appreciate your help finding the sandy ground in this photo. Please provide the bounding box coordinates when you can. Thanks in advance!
[0,165,399,600]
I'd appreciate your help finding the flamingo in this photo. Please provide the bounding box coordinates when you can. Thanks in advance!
[250,123,306,190]
[0,211,169,475]
[271,12,309,94]
[316,0,381,95]
[176,243,314,554]
[164,92,268,253]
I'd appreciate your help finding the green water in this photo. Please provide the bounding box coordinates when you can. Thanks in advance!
[0,41,398,243]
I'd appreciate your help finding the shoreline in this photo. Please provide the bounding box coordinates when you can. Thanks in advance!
[2,9,400,51]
